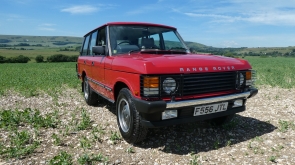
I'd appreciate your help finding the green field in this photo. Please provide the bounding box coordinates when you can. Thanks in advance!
[0,62,80,96]
[0,48,79,60]
[245,56,295,88]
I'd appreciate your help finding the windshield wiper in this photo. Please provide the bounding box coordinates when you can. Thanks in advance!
[169,47,188,51]
[128,49,140,55]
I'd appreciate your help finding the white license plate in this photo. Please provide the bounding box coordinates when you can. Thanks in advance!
[194,102,228,116]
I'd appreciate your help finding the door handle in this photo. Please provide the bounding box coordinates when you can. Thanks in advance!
[84,60,86,64]
[92,61,94,66]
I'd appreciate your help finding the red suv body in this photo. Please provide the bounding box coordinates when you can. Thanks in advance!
[76,22,258,143]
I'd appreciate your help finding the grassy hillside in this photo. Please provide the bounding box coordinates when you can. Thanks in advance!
[0,35,83,48]
[0,35,83,60]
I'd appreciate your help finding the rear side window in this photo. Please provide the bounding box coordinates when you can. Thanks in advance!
[81,35,90,55]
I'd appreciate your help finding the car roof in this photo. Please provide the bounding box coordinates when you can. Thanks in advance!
[84,22,176,37]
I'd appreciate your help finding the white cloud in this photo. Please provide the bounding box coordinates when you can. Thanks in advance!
[184,13,242,23]
[245,12,295,26]
[38,27,55,31]
[39,23,56,27]
[179,0,295,26]
[38,23,56,31]
[6,14,26,22]
[61,5,98,14]
[221,40,239,48]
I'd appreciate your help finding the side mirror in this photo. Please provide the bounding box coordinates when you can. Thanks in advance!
[92,46,105,55]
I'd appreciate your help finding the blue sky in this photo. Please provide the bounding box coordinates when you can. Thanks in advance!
[0,0,295,48]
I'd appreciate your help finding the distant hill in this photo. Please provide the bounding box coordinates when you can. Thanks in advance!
[1,35,294,57]
[0,35,83,47]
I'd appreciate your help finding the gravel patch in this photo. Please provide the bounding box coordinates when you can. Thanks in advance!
[0,87,295,164]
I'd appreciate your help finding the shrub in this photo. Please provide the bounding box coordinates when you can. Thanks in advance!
[47,54,69,62]
[0,56,6,63]
[47,54,78,62]
[35,55,44,63]
[67,55,78,62]
[6,55,31,63]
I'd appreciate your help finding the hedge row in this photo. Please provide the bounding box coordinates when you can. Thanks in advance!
[0,55,30,63]
[46,54,78,63]
[0,54,78,63]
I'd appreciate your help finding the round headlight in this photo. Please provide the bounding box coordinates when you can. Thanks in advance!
[239,73,244,85]
[163,77,176,94]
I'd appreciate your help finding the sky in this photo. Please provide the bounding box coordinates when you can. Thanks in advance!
[0,0,295,48]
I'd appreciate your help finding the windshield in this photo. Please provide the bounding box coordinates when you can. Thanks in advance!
[109,25,189,55]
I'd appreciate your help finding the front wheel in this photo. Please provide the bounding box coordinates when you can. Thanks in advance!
[83,76,98,106]
[116,88,148,143]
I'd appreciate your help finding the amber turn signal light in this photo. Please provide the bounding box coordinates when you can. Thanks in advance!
[143,77,159,88]
[246,71,252,80]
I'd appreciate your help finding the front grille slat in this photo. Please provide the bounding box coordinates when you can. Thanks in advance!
[184,81,233,87]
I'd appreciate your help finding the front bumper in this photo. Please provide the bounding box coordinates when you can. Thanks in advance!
[133,87,258,127]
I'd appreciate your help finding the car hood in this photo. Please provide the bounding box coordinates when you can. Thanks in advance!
[111,53,252,74]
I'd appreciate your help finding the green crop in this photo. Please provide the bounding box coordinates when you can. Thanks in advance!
[245,57,295,88]
[0,62,80,96]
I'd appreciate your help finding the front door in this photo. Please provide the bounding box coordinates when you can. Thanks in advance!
[90,28,107,96]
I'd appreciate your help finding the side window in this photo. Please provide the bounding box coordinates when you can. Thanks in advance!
[89,31,98,55]
[97,28,106,55]
[81,35,90,55]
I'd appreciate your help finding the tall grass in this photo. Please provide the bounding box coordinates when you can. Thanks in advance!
[245,56,295,88]
[0,62,80,96]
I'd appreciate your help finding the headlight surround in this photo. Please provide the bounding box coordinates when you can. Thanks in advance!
[246,70,256,86]
[236,72,245,88]
[239,73,244,85]
[162,77,177,94]
[236,70,256,88]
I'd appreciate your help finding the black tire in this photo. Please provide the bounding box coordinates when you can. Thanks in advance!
[208,114,235,126]
[83,76,98,106]
[116,88,148,143]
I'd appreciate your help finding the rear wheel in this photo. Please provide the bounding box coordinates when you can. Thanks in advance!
[116,88,148,143]
[83,76,98,106]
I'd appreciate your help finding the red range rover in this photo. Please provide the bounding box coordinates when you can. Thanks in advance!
[77,22,258,143]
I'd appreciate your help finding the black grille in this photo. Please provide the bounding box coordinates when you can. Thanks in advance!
[182,72,236,95]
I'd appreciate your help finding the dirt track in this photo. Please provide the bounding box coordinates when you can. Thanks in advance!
[0,86,295,164]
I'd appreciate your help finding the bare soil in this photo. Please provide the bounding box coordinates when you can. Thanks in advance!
[0,86,295,164]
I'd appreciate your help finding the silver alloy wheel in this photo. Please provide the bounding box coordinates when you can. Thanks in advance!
[118,98,131,133]
[84,78,89,100]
